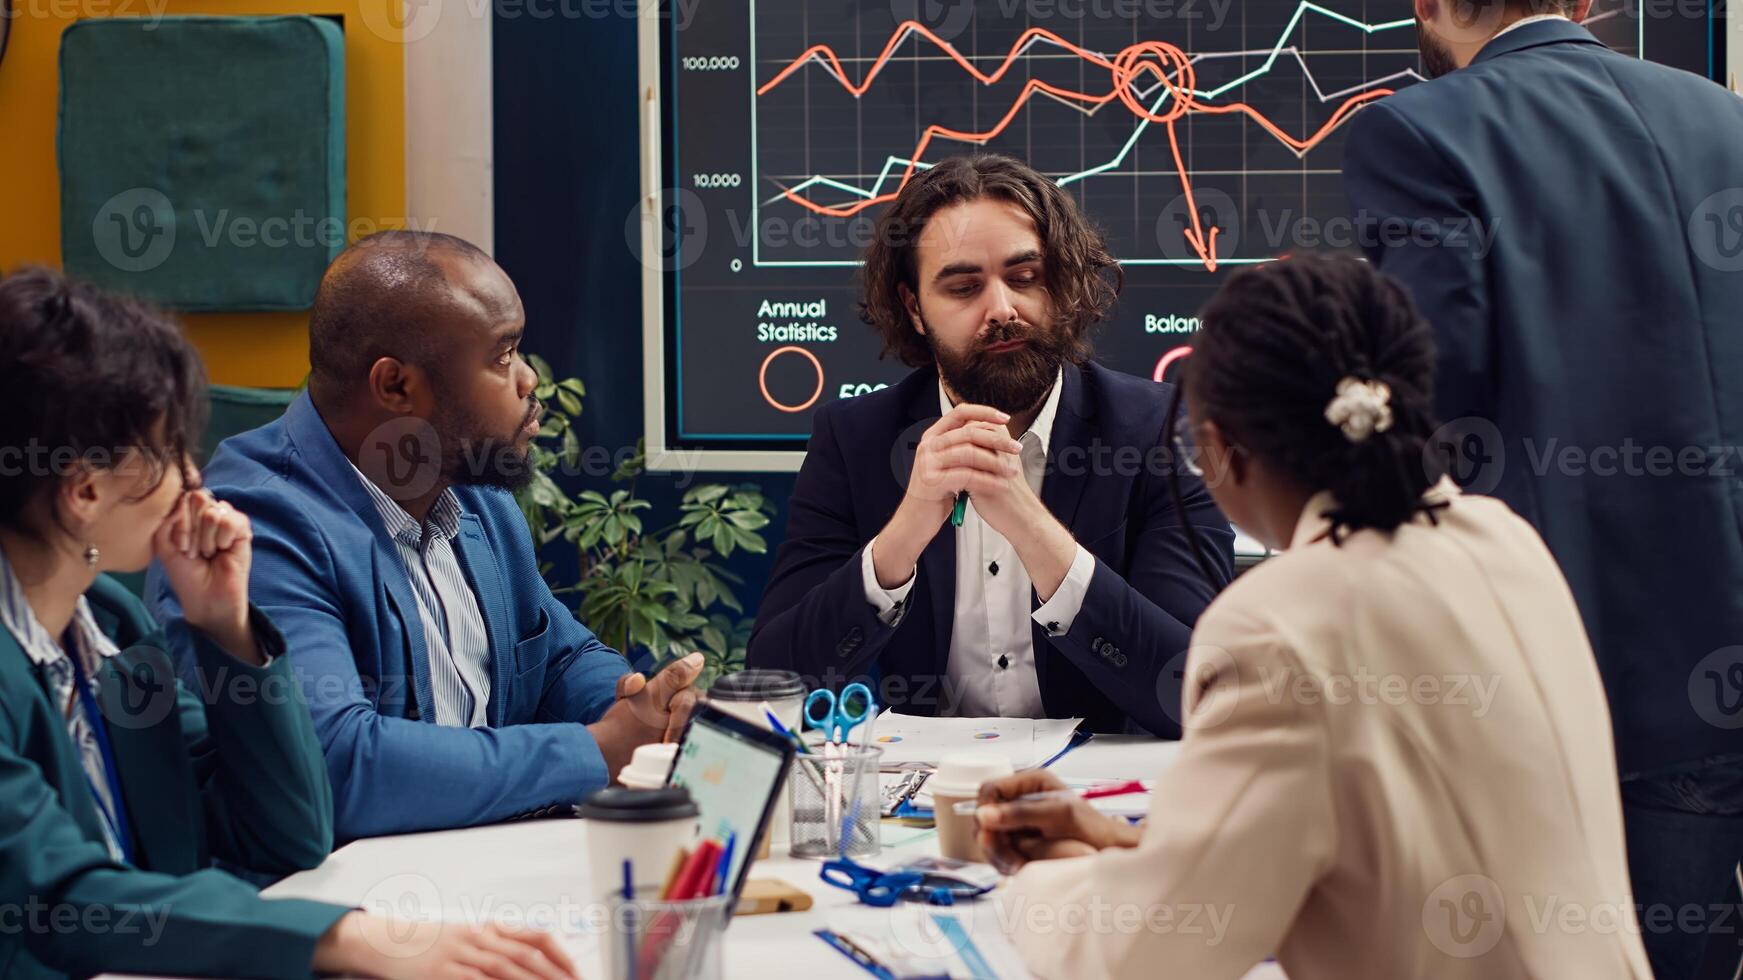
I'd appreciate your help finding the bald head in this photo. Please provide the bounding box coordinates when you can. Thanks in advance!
[308,230,516,398]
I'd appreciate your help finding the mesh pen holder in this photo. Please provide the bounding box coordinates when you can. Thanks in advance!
[788,743,883,859]
[604,887,729,980]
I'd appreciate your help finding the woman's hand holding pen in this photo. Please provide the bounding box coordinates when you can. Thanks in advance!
[973,770,1142,875]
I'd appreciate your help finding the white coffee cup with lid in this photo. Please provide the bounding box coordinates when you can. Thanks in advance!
[930,752,1015,863]
[578,786,699,904]
[705,670,807,855]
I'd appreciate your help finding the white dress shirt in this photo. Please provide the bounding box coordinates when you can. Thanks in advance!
[861,369,1096,718]
[351,464,494,727]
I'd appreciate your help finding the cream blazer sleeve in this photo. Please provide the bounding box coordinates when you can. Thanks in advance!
[1001,607,1337,980]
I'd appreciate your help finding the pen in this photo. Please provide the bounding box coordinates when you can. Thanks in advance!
[950,782,1149,816]
[760,702,811,755]
[950,491,968,527]
[621,859,638,980]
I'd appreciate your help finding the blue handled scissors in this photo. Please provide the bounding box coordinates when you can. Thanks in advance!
[804,682,874,745]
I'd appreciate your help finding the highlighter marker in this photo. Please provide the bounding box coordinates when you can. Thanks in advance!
[950,491,968,527]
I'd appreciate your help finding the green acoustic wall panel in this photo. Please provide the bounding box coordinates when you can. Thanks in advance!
[58,16,346,311]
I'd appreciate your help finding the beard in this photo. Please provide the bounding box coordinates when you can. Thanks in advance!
[1416,21,1460,79]
[432,397,540,492]
[928,317,1068,416]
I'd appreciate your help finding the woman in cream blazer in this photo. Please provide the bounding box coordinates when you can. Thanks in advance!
[976,255,1654,980]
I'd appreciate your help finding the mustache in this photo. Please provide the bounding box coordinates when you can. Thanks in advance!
[975,320,1043,350]
[520,399,543,431]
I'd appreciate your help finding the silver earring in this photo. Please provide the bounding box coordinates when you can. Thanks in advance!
[83,545,99,567]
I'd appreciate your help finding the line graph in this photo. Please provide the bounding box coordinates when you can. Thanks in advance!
[750,0,1420,270]
[653,0,1692,445]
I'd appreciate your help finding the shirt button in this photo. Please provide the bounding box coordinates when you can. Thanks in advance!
[988,561,999,576]
[997,654,1010,670]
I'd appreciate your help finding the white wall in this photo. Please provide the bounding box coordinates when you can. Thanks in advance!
[404,0,495,253]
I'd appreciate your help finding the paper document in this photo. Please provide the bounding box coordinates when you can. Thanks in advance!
[868,710,1082,770]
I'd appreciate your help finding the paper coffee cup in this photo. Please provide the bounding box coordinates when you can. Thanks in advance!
[578,786,699,904]
[706,670,806,856]
[930,753,1014,864]
[618,742,679,790]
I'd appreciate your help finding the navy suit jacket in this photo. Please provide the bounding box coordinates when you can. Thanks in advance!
[747,361,1235,736]
[149,393,629,841]
[1343,19,1743,772]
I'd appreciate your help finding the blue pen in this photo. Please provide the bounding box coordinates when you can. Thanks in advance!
[621,859,638,980]
[714,832,737,896]
[761,702,811,754]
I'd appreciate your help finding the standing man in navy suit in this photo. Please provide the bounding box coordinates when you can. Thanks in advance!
[1342,4,1743,975]
[748,154,1235,737]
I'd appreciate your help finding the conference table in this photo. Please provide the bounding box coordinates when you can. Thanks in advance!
[241,735,1285,979]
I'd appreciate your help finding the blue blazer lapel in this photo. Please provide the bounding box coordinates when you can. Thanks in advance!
[285,393,441,722]
[1040,363,1096,534]
[374,550,437,723]
[453,517,513,726]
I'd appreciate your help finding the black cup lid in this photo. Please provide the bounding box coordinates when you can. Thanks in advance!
[708,668,806,701]
[577,786,698,823]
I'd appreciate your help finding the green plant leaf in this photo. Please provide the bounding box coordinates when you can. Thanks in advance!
[725,509,770,530]
[687,485,729,505]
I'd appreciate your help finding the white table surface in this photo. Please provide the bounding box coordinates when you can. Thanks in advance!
[101,735,1289,976]
[259,737,1183,978]
[116,735,1288,979]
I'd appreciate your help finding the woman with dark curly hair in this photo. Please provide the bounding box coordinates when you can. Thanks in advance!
[975,254,1650,980]
[0,267,577,980]
[750,154,1235,736]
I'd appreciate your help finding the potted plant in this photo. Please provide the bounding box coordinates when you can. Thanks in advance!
[513,355,773,688]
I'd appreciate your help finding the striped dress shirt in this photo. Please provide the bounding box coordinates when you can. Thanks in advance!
[350,464,494,727]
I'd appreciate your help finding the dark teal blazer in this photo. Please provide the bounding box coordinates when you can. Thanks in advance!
[0,575,348,980]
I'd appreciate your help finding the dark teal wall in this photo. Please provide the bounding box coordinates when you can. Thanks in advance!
[493,13,796,620]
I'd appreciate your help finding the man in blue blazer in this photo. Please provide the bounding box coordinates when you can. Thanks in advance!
[151,232,701,842]
[748,155,1234,737]
[1342,6,1743,975]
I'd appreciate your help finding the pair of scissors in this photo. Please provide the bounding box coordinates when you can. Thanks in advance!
[804,682,874,745]
[819,858,968,908]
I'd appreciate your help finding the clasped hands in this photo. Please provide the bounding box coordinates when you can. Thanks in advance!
[873,403,1066,592]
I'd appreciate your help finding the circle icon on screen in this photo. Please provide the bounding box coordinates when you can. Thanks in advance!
[758,345,825,413]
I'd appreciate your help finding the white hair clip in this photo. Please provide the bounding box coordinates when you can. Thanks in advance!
[1324,376,1394,443]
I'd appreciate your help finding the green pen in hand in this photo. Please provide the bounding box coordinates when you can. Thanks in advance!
[950,491,968,527]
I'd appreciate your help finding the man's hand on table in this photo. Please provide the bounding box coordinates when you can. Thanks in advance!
[974,770,1143,875]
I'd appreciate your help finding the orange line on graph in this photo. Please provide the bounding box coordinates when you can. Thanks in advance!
[756,22,1118,98]
[757,24,1391,271]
